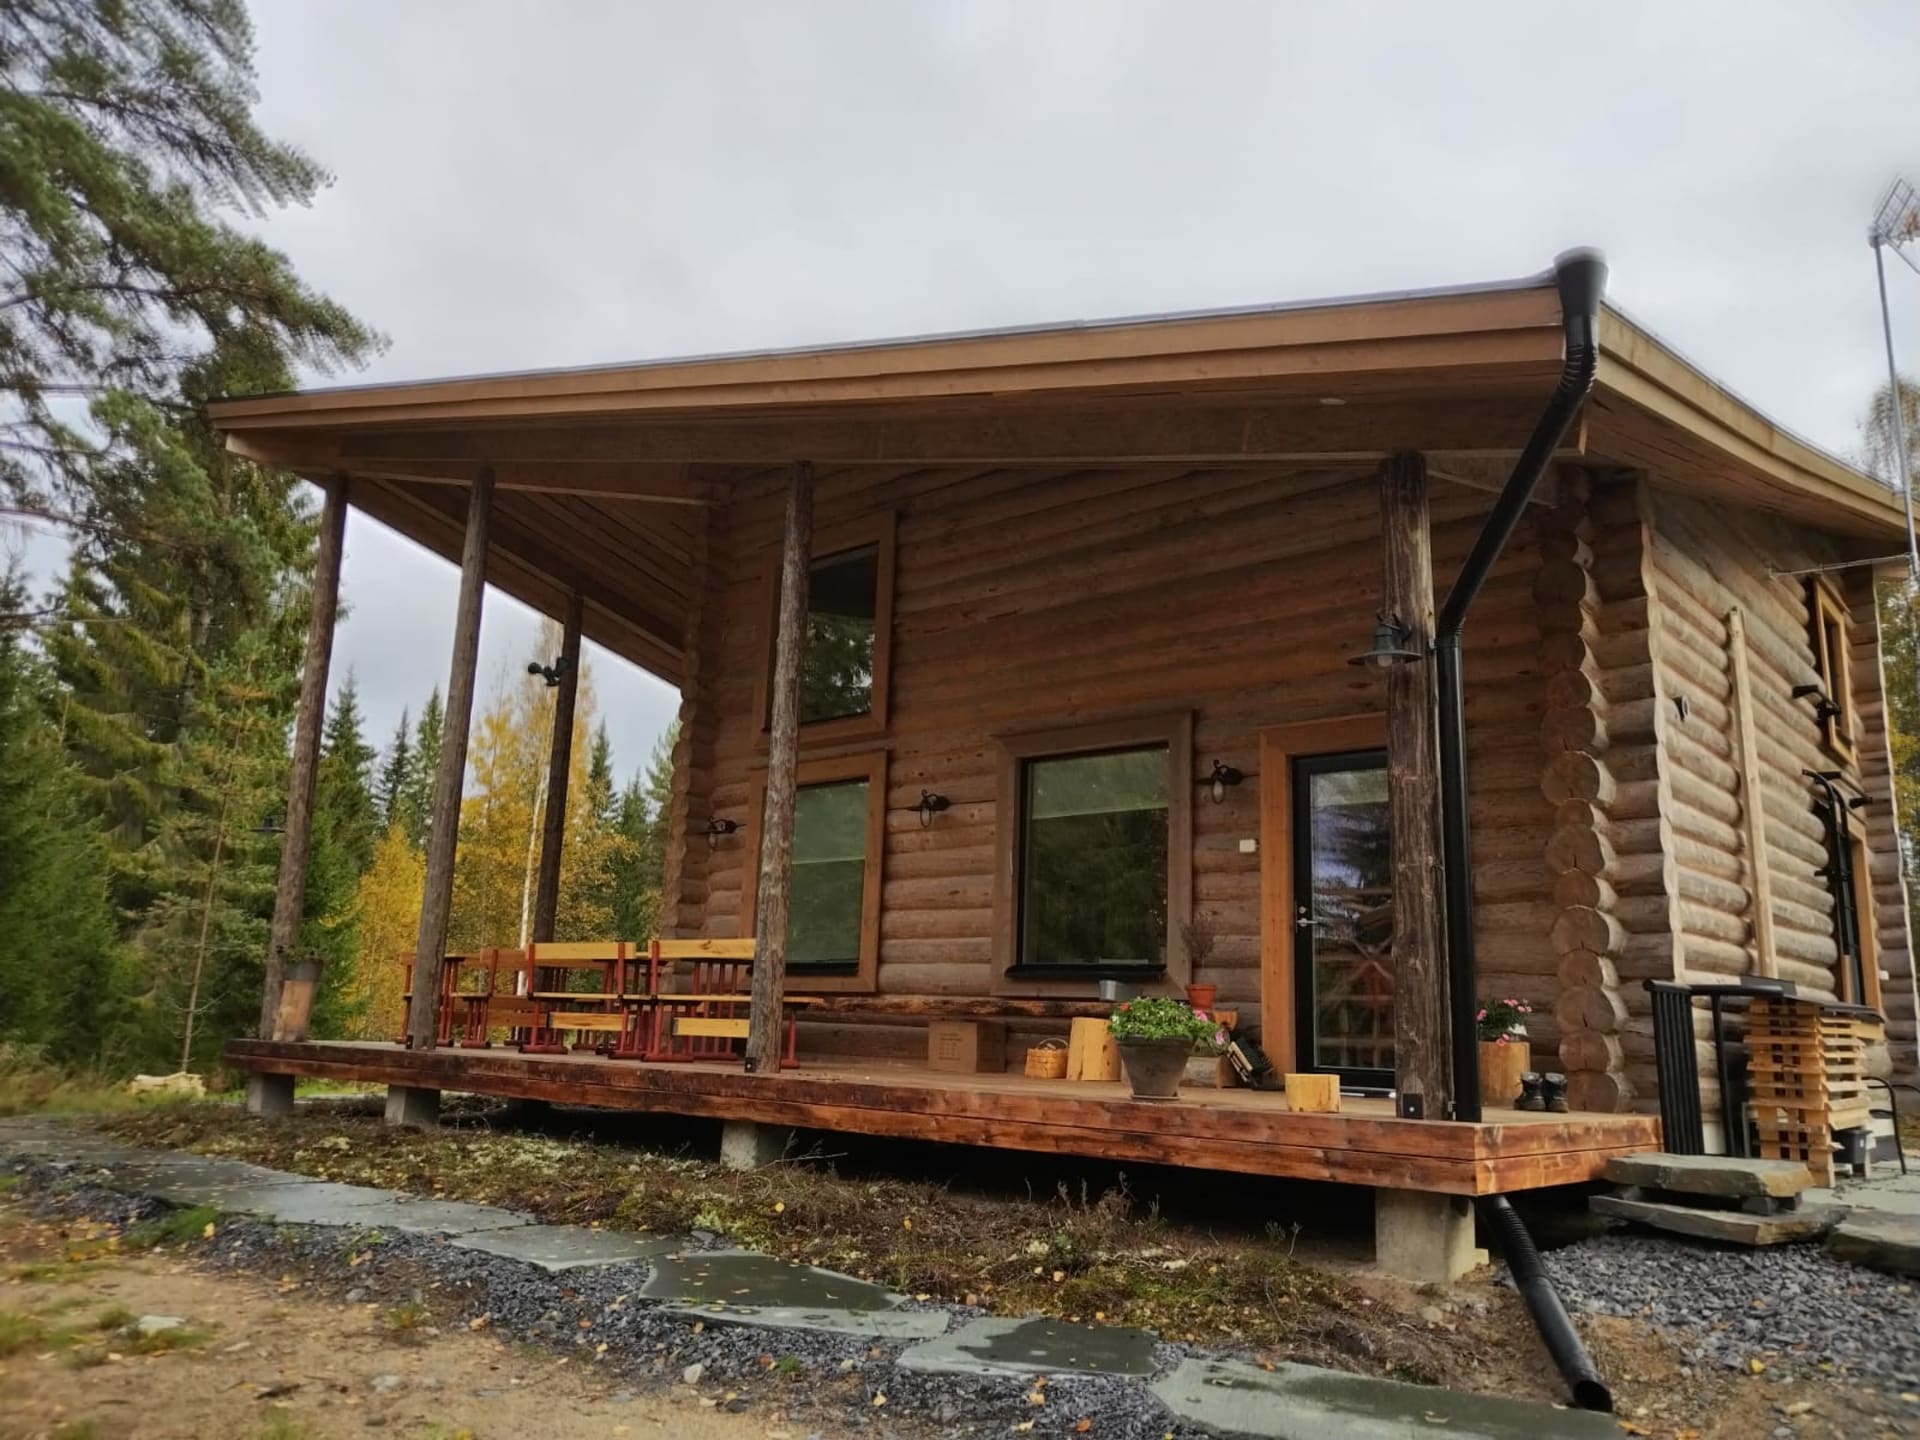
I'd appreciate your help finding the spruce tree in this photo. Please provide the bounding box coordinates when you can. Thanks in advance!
[301,675,377,1038]
[401,687,443,849]
[374,708,411,832]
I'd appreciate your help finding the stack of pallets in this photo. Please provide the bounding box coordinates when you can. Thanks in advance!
[1744,998,1872,1185]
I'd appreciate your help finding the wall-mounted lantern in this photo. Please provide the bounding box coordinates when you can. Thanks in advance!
[1348,612,1423,670]
[526,655,572,688]
[916,790,951,828]
[705,816,738,850]
[1202,760,1244,805]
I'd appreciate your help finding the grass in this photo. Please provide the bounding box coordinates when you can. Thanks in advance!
[124,1205,219,1252]
[381,1297,432,1337]
[51,1423,103,1440]
[129,1322,212,1355]
[0,1046,214,1118]
[0,1307,80,1357]
[258,1416,322,1440]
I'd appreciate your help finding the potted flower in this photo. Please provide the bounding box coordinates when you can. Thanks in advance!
[1107,997,1226,1102]
[1477,997,1533,1109]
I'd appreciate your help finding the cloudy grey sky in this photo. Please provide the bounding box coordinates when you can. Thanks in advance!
[104,2,1920,779]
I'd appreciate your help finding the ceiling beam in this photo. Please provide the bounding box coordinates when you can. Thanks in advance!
[230,396,1582,470]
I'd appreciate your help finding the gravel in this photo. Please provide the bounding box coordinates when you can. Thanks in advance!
[1540,1233,1920,1393]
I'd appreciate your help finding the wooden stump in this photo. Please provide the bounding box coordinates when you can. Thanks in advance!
[1284,1072,1341,1113]
[1479,1040,1531,1109]
[1067,1018,1121,1081]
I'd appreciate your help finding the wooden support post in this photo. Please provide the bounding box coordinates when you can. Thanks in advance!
[1726,607,1777,977]
[260,473,349,1041]
[1380,451,1451,1117]
[405,466,494,1050]
[746,461,814,1073]
[530,591,584,944]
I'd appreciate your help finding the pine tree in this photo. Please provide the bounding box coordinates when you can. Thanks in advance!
[375,708,411,831]
[604,721,677,941]
[301,674,378,1037]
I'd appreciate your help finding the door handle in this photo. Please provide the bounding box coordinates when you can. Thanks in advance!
[1294,908,1320,931]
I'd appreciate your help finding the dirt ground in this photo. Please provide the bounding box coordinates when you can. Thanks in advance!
[0,1204,866,1440]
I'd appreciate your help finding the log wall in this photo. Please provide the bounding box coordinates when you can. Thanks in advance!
[667,463,1553,1067]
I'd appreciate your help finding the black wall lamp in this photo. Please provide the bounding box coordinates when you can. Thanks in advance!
[1202,760,1243,804]
[705,816,738,850]
[916,790,951,828]
[1791,683,1843,726]
[527,654,572,688]
[1349,612,1424,670]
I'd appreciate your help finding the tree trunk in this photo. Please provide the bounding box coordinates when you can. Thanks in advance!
[406,467,494,1049]
[531,592,584,944]
[746,461,814,1073]
[261,474,348,1040]
[1380,452,1451,1116]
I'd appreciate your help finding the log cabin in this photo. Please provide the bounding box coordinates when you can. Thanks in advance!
[214,251,1916,1279]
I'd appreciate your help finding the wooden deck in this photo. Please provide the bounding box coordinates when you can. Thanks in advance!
[229,1040,1660,1196]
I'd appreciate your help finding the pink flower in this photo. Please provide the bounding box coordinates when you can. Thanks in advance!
[1495,1034,1509,1045]
[1476,1008,1487,1021]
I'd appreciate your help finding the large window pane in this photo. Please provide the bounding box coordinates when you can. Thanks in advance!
[1019,747,1167,968]
[801,545,878,723]
[789,778,868,967]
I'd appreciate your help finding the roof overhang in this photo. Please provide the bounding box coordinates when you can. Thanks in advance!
[208,270,1908,683]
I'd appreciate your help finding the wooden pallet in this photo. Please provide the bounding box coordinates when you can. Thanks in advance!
[1744,998,1871,1186]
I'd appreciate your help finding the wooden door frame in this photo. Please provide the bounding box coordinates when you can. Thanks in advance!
[1257,713,1388,1073]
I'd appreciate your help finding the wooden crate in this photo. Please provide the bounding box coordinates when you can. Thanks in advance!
[927,1020,1006,1074]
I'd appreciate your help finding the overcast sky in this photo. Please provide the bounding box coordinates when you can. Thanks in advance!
[53,2,1920,782]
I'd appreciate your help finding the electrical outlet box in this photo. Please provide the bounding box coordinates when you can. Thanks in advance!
[1238,837,1258,854]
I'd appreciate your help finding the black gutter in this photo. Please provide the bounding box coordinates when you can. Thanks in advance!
[1434,249,1609,1415]
[1437,247,1608,1124]
[1479,1196,1613,1412]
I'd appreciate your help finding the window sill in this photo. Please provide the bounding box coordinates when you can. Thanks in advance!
[1003,965,1167,983]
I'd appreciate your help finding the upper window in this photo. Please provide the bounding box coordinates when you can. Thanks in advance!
[1020,747,1169,969]
[760,514,895,742]
[1808,577,1858,763]
[789,777,870,968]
[801,545,878,724]
[741,750,885,993]
[992,713,1193,988]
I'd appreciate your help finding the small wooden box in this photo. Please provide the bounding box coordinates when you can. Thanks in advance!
[928,1020,1005,1074]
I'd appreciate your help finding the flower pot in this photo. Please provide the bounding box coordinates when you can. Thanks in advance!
[1184,983,1217,1012]
[1116,1037,1192,1101]
[1479,1038,1531,1109]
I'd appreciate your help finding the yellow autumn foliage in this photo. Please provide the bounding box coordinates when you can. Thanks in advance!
[342,821,425,1038]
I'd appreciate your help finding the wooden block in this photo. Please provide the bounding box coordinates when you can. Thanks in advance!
[1182,1054,1234,1089]
[1283,1072,1341,1113]
[1066,1017,1121,1082]
[927,1020,1005,1075]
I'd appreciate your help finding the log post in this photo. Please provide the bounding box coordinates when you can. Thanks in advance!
[1380,451,1451,1117]
[405,466,494,1050]
[746,461,814,1073]
[259,473,349,1042]
[530,591,584,943]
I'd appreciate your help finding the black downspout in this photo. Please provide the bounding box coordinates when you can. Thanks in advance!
[1437,247,1608,1123]
[1435,250,1609,1415]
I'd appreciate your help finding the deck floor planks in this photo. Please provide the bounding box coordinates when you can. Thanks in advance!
[226,1040,1658,1196]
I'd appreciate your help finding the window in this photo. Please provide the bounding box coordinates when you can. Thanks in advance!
[992,714,1193,989]
[741,751,885,992]
[1020,748,1168,968]
[789,778,869,967]
[759,514,896,743]
[1808,576,1858,763]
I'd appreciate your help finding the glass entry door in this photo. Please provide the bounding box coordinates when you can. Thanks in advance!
[1291,750,1394,1088]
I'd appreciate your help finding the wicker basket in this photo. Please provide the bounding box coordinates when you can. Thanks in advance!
[1024,1040,1069,1079]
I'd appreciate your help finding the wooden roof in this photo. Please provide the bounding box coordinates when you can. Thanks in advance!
[210,272,1906,685]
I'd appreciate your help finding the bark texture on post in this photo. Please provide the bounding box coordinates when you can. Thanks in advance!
[261,474,349,1040]
[1380,451,1451,1116]
[406,467,494,1049]
[530,591,584,944]
[746,461,814,1073]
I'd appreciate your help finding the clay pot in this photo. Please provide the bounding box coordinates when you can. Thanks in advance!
[1117,1037,1191,1101]
[1184,983,1218,1012]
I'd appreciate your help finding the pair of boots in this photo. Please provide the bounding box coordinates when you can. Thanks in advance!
[1517,1071,1568,1113]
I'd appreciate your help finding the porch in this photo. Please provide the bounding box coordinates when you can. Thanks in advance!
[225,1037,1660,1197]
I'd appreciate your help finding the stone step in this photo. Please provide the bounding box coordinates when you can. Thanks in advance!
[1591,1193,1839,1245]
[1826,1214,1920,1278]
[1603,1151,1814,1200]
